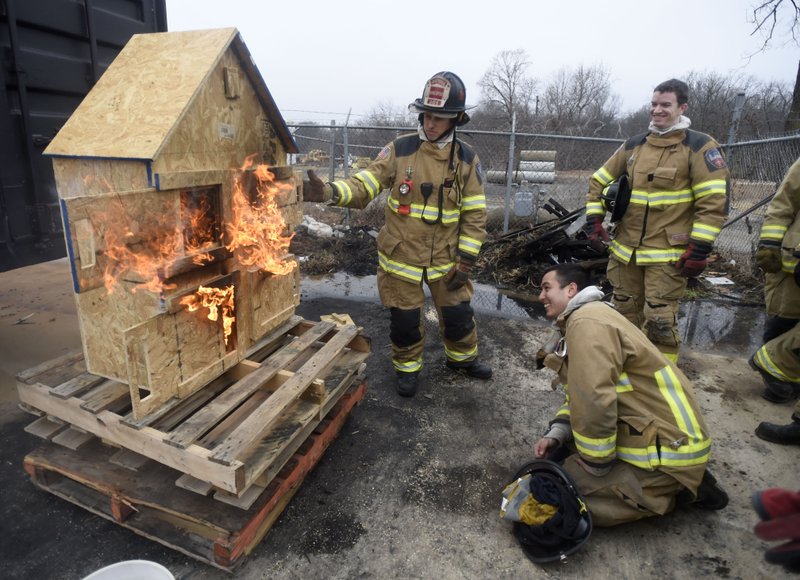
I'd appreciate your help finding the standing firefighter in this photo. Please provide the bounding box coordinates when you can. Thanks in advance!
[585,79,729,362]
[752,157,800,444]
[303,72,492,397]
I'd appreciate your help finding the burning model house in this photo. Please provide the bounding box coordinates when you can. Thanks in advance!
[44,28,302,419]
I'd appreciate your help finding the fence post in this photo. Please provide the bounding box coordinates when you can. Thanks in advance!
[502,112,517,235]
[328,120,336,182]
[344,109,351,227]
[725,92,746,169]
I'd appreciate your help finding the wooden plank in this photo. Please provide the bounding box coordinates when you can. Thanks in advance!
[210,324,358,466]
[79,380,130,414]
[50,372,108,400]
[24,416,67,440]
[52,426,95,450]
[18,381,244,493]
[109,448,151,471]
[175,474,214,496]
[165,321,335,450]
[16,350,84,383]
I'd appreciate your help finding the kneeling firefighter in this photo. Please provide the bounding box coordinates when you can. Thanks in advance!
[303,72,492,397]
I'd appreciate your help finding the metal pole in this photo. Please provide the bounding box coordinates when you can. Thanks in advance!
[344,109,352,227]
[328,120,336,182]
[725,92,746,169]
[502,112,517,234]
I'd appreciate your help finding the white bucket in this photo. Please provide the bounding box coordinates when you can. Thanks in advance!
[82,560,175,580]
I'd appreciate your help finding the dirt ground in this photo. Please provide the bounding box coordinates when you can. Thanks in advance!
[0,258,796,579]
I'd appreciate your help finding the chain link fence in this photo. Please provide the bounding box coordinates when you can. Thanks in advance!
[289,123,800,292]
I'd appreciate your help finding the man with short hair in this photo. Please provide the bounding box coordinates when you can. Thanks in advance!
[585,79,729,362]
[533,263,727,526]
[303,72,491,398]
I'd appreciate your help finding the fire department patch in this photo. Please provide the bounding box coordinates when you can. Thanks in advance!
[377,145,390,160]
[704,147,727,171]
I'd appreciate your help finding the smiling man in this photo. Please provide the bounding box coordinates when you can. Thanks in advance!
[584,79,729,363]
[533,263,728,526]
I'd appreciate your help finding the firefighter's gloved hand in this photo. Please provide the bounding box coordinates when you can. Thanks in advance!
[584,216,610,243]
[755,245,783,274]
[302,170,332,203]
[753,488,800,573]
[444,258,473,291]
[676,242,712,277]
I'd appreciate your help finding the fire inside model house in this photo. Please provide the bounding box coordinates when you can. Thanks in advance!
[44,28,303,419]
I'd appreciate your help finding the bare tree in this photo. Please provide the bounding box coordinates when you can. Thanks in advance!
[477,49,537,129]
[541,64,620,136]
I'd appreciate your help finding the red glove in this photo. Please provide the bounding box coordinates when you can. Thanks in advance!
[443,257,473,291]
[584,216,609,243]
[676,242,712,277]
[753,489,800,573]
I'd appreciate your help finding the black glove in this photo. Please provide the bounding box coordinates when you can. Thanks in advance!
[676,242,712,277]
[755,245,782,273]
[302,170,332,203]
[443,258,473,291]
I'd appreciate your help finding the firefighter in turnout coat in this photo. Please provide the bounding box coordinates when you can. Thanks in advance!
[752,157,800,445]
[303,72,491,397]
[585,79,729,363]
[534,264,728,526]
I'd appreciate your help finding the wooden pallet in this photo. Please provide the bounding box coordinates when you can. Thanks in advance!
[23,380,366,571]
[17,316,370,498]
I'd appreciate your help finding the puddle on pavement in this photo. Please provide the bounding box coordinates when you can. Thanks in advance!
[300,273,765,354]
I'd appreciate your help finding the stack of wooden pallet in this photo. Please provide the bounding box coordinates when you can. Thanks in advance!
[17,315,370,570]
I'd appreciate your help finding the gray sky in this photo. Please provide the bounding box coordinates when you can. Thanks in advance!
[166,0,800,124]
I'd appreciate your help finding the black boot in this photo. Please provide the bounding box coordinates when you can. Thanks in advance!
[749,356,798,403]
[692,469,729,510]
[396,371,420,397]
[755,418,800,445]
[446,359,493,380]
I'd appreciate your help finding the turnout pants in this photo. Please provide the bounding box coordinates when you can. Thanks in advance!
[377,269,479,374]
[607,257,687,362]
[754,321,800,388]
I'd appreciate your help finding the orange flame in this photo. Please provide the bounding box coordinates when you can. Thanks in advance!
[226,157,295,274]
[179,284,235,345]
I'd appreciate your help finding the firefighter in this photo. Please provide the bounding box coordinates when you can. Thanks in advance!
[533,263,728,527]
[585,79,729,363]
[302,71,491,397]
[752,157,800,445]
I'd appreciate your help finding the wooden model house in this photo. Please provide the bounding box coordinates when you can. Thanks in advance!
[44,28,302,419]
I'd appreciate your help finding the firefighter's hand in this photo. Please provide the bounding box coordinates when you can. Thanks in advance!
[534,437,558,459]
[676,242,712,277]
[444,259,473,291]
[302,170,332,203]
[756,245,782,274]
[584,216,610,243]
[753,488,800,573]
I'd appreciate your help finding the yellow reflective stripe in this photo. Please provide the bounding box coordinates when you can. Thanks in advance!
[458,235,482,256]
[663,352,679,364]
[655,365,704,441]
[760,224,786,242]
[615,372,633,393]
[693,179,727,199]
[586,201,605,217]
[755,345,800,383]
[394,358,422,373]
[354,170,380,200]
[331,181,353,206]
[659,438,711,467]
[445,344,478,362]
[462,194,486,211]
[634,248,684,264]
[691,222,721,243]
[592,166,613,186]
[386,196,460,224]
[616,444,661,469]
[378,251,424,282]
[556,390,570,418]
[573,429,616,458]
[630,189,693,207]
[609,240,633,263]
[427,262,455,281]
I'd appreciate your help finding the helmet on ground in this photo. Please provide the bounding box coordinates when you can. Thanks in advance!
[408,71,471,126]
[506,459,592,563]
[599,173,631,222]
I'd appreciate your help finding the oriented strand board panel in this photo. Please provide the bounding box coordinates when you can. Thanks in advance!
[52,158,152,199]
[247,264,300,342]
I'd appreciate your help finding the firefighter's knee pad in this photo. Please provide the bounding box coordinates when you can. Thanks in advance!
[441,302,476,341]
[389,307,422,347]
[643,301,679,347]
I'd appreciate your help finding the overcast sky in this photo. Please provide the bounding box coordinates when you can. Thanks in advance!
[165,0,800,124]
